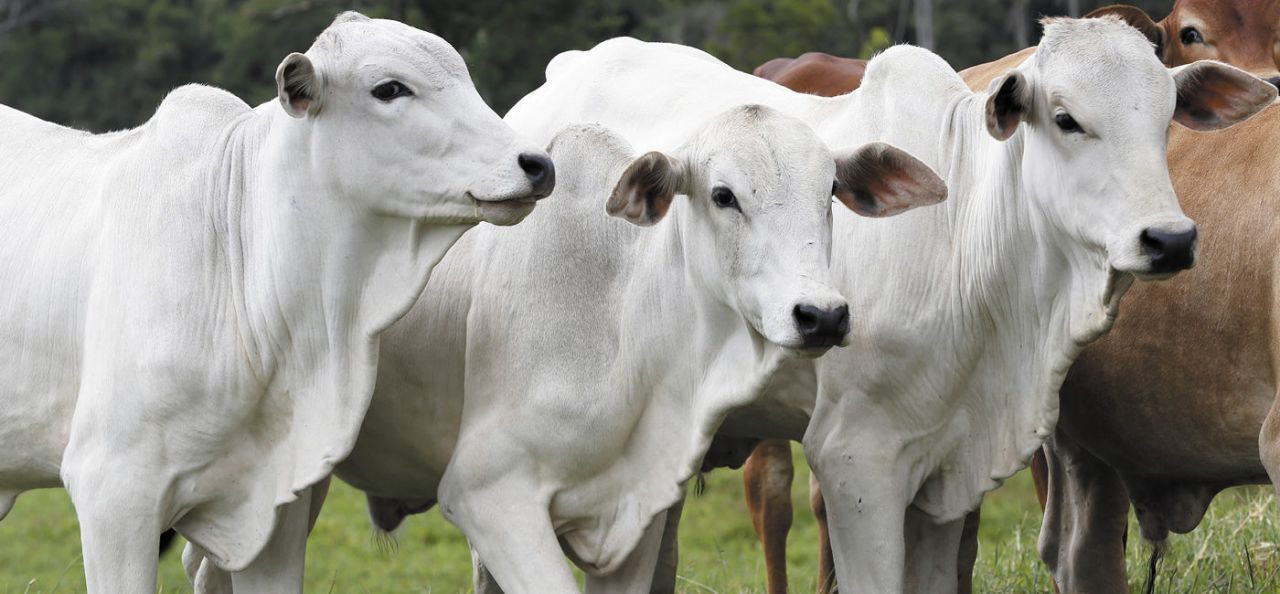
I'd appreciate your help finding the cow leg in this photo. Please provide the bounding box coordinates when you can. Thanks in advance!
[903,505,966,594]
[229,484,314,593]
[442,479,578,594]
[584,508,669,593]
[470,543,506,594]
[955,507,980,594]
[810,475,835,594]
[66,465,163,593]
[804,435,911,593]
[744,439,794,594]
[1030,448,1050,509]
[650,493,687,594]
[182,477,329,594]
[1037,431,1129,593]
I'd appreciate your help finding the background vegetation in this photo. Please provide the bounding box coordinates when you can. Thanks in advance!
[0,0,1173,131]
[3,444,1278,592]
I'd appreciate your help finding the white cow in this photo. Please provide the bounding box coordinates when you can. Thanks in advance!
[503,17,1275,592]
[318,107,946,593]
[0,12,552,593]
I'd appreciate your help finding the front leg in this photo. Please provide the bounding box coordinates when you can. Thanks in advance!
[228,484,315,593]
[66,461,163,593]
[804,434,911,594]
[903,506,967,594]
[1038,431,1129,593]
[440,472,578,594]
[583,508,668,594]
[649,493,687,594]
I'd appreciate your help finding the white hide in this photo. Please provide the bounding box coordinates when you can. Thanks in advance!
[334,106,944,594]
[0,12,549,592]
[503,18,1273,593]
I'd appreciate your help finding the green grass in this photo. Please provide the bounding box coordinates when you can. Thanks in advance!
[2,443,1278,592]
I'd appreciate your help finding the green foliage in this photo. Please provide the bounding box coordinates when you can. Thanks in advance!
[706,0,844,71]
[3,446,1279,592]
[0,0,1188,132]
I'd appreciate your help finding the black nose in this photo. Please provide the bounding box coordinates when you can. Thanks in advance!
[1140,226,1198,273]
[1267,76,1280,91]
[517,153,555,198]
[793,304,849,348]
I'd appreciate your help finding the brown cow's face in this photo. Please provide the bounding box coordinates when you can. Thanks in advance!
[1091,1,1280,80]
[1164,0,1280,78]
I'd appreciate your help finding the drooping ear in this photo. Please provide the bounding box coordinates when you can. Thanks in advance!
[607,151,687,226]
[276,52,320,118]
[1085,5,1164,58]
[985,71,1031,141]
[833,142,947,218]
[1171,61,1277,131]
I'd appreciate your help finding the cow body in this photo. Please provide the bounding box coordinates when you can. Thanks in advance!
[505,18,1272,592]
[333,105,944,593]
[0,13,551,592]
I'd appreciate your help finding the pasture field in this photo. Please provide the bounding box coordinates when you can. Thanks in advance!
[2,443,1277,593]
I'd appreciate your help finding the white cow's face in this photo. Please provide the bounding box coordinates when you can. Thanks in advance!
[607,106,946,352]
[274,12,554,226]
[991,17,1274,279]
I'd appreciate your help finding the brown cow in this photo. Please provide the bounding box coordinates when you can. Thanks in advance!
[744,2,1280,592]
[753,52,867,97]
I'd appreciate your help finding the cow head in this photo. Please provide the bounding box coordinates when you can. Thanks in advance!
[607,105,945,353]
[989,17,1274,279]
[273,12,553,226]
[1089,1,1280,82]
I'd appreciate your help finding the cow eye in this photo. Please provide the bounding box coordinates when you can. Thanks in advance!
[711,187,739,210]
[371,81,413,101]
[1180,27,1204,45]
[1055,112,1083,134]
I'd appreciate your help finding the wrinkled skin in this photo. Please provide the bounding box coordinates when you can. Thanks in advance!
[745,3,1280,593]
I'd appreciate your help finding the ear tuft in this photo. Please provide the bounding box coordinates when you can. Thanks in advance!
[607,151,686,226]
[833,142,947,218]
[1172,61,1277,131]
[276,53,319,119]
[1085,5,1164,57]
[985,71,1030,141]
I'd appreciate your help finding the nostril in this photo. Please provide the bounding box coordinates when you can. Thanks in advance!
[1139,228,1164,253]
[832,304,850,335]
[1267,76,1280,91]
[793,305,820,335]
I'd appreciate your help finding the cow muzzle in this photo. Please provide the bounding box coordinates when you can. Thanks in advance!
[1139,224,1198,274]
[793,303,850,350]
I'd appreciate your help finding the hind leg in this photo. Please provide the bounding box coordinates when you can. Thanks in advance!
[1037,431,1129,593]
[744,439,794,594]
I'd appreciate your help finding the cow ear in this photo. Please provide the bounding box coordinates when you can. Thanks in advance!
[1086,5,1164,57]
[833,142,947,218]
[985,71,1031,141]
[276,53,320,119]
[1171,61,1277,131]
[607,151,687,226]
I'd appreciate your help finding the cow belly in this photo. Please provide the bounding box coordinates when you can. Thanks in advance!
[1060,355,1273,483]
[0,253,91,490]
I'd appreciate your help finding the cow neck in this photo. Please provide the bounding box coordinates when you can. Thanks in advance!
[916,91,1131,509]
[222,108,469,493]
[637,201,790,478]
